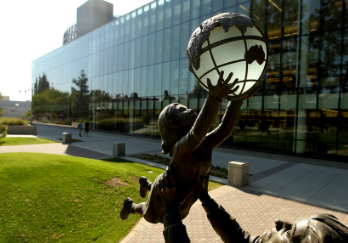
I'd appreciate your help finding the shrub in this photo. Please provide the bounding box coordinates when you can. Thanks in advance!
[0,125,7,138]
[142,114,151,125]
[0,117,28,125]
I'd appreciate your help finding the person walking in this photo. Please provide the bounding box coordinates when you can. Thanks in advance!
[77,122,83,137]
[84,121,90,136]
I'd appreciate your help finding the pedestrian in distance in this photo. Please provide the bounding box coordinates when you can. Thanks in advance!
[77,122,83,137]
[84,121,90,136]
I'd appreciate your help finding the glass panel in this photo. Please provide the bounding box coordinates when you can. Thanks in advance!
[319,30,342,87]
[282,38,298,89]
[266,40,281,91]
[148,33,156,65]
[163,28,171,62]
[155,30,164,64]
[135,38,141,68]
[162,62,171,97]
[148,65,155,97]
[338,88,348,156]
[245,95,262,146]
[300,0,320,35]
[298,35,319,88]
[141,67,147,97]
[129,69,135,98]
[321,0,343,31]
[212,0,223,13]
[149,2,157,33]
[267,0,282,40]
[224,0,236,8]
[134,68,141,98]
[164,0,172,29]
[179,59,189,95]
[316,89,339,155]
[172,0,181,25]
[129,40,135,69]
[154,63,163,96]
[237,2,250,15]
[143,5,149,36]
[157,0,165,31]
[122,71,129,98]
[295,90,317,154]
[191,0,200,19]
[171,60,180,95]
[182,0,190,22]
[171,25,180,60]
[201,0,211,16]
[180,22,190,58]
[141,35,149,67]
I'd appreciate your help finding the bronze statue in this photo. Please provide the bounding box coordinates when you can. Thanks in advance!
[159,175,348,243]
[120,71,258,224]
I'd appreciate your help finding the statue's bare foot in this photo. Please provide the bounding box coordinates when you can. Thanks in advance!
[139,176,152,198]
[120,197,135,220]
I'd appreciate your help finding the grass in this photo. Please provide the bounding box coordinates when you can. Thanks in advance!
[0,137,57,146]
[0,117,28,125]
[0,153,223,243]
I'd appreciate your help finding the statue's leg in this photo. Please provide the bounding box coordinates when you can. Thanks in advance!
[120,197,135,220]
[133,202,146,215]
[139,176,153,198]
[120,198,147,220]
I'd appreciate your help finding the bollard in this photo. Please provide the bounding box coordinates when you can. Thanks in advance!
[113,142,125,157]
[228,161,249,187]
[62,132,72,144]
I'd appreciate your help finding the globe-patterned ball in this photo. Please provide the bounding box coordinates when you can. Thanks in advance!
[187,13,268,98]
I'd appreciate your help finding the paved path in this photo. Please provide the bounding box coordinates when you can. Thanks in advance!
[2,124,348,242]
[121,185,348,243]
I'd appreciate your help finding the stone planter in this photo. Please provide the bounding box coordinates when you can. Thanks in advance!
[7,125,37,135]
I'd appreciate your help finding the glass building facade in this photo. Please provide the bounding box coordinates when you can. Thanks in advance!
[32,0,348,160]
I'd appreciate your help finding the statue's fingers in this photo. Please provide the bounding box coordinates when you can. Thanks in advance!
[228,85,239,94]
[217,71,224,86]
[207,78,213,89]
[223,72,233,87]
[227,78,239,91]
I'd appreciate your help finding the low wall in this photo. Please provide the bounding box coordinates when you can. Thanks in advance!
[7,125,37,135]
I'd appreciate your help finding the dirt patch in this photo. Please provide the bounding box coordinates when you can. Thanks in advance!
[105,177,129,188]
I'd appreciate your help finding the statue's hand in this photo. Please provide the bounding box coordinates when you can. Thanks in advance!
[227,83,260,102]
[207,71,239,102]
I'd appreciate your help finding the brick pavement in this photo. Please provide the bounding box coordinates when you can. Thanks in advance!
[123,185,348,243]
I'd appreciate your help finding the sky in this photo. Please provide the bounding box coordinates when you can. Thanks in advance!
[0,0,153,102]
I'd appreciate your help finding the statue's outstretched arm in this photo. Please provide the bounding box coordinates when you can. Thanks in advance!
[173,72,236,156]
[206,85,260,150]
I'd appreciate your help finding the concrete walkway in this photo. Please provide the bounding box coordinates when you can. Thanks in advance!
[1,124,348,242]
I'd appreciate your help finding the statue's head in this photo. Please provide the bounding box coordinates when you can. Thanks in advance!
[158,103,197,155]
[261,214,348,242]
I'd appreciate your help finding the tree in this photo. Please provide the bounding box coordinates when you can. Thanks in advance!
[0,93,3,117]
[0,92,6,138]
[20,110,32,121]
[70,70,89,119]
[34,74,50,95]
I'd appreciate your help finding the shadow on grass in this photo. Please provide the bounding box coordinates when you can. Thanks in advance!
[0,141,5,146]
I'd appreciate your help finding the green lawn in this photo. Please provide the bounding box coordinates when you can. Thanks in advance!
[0,153,223,243]
[0,137,57,146]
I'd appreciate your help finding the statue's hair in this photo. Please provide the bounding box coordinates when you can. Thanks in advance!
[307,214,348,242]
[158,103,187,155]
